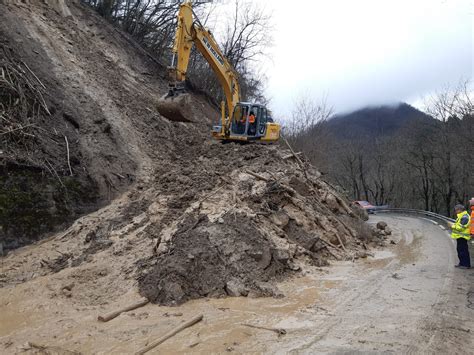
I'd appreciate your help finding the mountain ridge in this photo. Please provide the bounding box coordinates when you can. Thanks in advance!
[326,102,433,139]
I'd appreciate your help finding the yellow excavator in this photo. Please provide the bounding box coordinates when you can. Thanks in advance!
[156,1,280,143]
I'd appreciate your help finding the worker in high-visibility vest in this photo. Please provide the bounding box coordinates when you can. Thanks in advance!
[450,204,471,269]
[470,198,474,237]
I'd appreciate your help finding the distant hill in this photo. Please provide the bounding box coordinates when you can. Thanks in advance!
[326,103,433,139]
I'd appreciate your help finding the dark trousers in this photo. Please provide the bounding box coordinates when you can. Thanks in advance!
[456,238,471,267]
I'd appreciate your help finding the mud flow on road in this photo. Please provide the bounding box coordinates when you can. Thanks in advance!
[1,214,473,354]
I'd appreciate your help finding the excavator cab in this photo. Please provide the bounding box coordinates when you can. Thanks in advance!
[212,103,280,142]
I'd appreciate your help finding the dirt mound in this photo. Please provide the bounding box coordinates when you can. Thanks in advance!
[0,1,373,308]
[132,143,368,305]
[138,213,288,304]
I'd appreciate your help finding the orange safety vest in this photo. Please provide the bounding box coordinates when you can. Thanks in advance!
[471,206,474,235]
[248,114,255,124]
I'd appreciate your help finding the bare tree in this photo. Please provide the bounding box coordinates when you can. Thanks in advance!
[285,93,333,138]
[187,0,273,106]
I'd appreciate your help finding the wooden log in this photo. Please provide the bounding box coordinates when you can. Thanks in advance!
[282,137,307,177]
[282,152,302,160]
[246,170,270,182]
[98,298,149,322]
[242,323,286,337]
[318,238,340,259]
[334,232,347,252]
[333,193,355,217]
[28,342,80,354]
[135,314,203,355]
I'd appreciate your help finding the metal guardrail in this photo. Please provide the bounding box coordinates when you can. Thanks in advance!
[374,208,455,223]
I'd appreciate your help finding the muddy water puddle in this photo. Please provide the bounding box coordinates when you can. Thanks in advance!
[153,274,326,353]
[0,271,336,354]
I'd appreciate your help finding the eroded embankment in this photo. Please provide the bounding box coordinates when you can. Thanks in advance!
[1,0,379,308]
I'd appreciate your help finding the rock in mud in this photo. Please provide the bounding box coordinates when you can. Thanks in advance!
[376,221,388,230]
[270,211,290,228]
[225,279,249,297]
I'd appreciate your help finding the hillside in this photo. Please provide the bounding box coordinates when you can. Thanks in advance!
[0,0,373,319]
[326,103,433,139]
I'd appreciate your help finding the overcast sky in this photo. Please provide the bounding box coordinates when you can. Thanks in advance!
[244,0,473,116]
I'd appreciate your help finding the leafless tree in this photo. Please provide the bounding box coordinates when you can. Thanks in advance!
[188,0,273,106]
[285,94,333,138]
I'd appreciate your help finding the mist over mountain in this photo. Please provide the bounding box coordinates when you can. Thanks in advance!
[327,103,434,139]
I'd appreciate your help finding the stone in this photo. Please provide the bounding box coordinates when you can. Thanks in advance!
[325,194,340,212]
[225,279,248,297]
[376,221,388,230]
[269,211,290,228]
[272,248,290,263]
[163,282,186,303]
[247,250,263,261]
[256,281,284,298]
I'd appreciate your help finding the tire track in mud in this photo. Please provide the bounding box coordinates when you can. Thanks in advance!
[284,215,472,354]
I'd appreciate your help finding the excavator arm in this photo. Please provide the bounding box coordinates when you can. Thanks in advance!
[159,1,240,132]
[157,1,281,143]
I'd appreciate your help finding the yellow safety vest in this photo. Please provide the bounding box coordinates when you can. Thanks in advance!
[451,210,471,240]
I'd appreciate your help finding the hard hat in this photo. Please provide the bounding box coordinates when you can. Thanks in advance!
[454,204,465,211]
[470,197,474,205]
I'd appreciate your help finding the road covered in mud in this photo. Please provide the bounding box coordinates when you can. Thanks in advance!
[273,214,474,354]
[1,214,473,354]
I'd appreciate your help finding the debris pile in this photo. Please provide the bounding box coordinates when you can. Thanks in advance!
[133,143,370,305]
[0,0,375,307]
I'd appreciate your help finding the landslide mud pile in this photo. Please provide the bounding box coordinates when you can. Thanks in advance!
[0,1,373,307]
[135,143,370,305]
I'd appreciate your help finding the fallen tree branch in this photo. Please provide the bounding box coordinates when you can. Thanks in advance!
[318,238,340,259]
[64,135,73,176]
[98,298,149,322]
[0,123,35,136]
[282,137,307,177]
[334,233,347,252]
[282,152,302,160]
[246,170,269,182]
[241,323,287,337]
[135,314,203,355]
[28,342,80,354]
[198,184,225,207]
[22,61,46,89]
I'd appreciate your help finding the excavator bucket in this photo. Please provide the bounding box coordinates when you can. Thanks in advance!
[156,93,196,123]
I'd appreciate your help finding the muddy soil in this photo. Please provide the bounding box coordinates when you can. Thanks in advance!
[0,0,214,247]
[1,215,472,354]
[1,0,372,314]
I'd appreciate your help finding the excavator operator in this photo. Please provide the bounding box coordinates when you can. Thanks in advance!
[248,111,257,135]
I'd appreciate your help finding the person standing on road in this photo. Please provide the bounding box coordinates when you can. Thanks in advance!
[470,198,474,238]
[450,204,471,269]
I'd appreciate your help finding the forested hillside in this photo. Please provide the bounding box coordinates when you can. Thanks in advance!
[288,91,474,216]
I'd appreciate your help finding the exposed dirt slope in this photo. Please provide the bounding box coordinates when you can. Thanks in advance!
[0,0,214,247]
[1,0,374,308]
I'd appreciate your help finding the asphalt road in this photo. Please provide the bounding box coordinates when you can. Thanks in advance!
[276,214,474,354]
